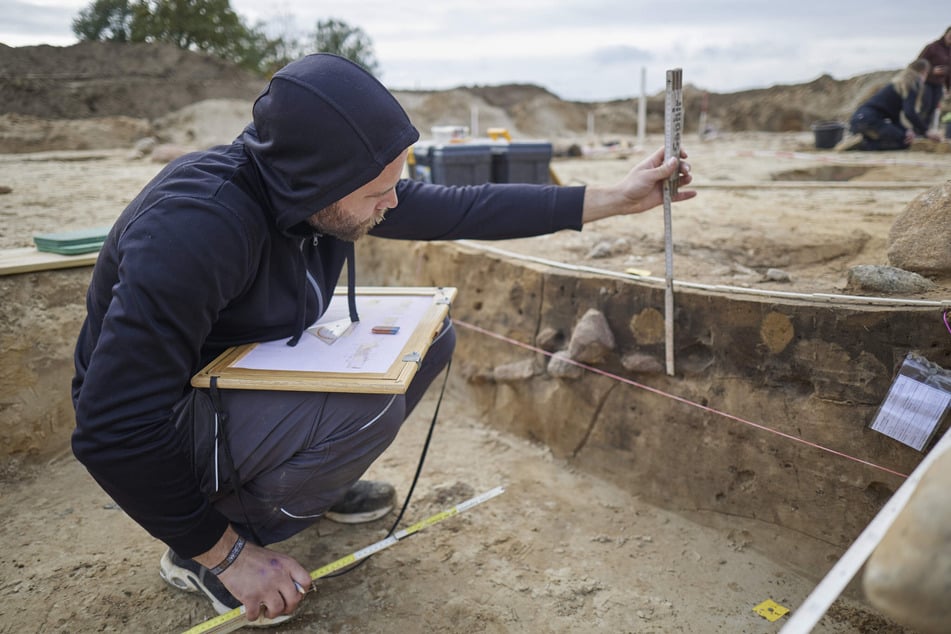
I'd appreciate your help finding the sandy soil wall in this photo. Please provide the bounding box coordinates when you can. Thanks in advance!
[0,233,943,589]
[355,238,948,578]
[0,265,91,460]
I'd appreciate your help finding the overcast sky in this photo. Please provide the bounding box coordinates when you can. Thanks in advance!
[1,1,947,101]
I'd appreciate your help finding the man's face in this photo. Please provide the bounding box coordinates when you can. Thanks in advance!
[308,149,408,242]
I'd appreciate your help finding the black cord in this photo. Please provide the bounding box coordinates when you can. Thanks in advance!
[209,376,264,546]
[324,356,452,578]
[211,342,453,577]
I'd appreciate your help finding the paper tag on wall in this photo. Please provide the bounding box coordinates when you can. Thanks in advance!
[869,353,951,451]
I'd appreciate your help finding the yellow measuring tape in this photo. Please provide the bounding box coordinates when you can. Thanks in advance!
[182,485,505,634]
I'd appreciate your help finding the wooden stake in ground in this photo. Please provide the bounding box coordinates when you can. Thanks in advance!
[663,68,683,376]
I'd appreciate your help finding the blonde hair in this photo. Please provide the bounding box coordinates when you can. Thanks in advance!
[891,59,930,109]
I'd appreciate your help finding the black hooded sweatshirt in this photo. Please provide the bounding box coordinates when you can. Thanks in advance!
[71,54,585,557]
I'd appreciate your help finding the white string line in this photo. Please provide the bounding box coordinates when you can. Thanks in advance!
[455,240,950,308]
[730,149,951,169]
[454,318,909,479]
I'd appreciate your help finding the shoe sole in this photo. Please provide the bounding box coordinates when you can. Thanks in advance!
[159,550,292,628]
[833,134,863,152]
[324,504,393,524]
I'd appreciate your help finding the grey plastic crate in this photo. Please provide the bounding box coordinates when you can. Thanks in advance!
[410,143,492,186]
[490,142,553,184]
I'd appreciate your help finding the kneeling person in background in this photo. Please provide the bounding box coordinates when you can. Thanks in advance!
[837,59,941,151]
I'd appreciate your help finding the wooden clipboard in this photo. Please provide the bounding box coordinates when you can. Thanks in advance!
[191,286,456,394]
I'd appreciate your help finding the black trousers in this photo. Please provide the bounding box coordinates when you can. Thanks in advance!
[919,82,944,130]
[849,106,909,151]
[200,320,456,544]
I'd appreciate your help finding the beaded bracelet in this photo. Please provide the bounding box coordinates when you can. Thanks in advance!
[209,536,246,576]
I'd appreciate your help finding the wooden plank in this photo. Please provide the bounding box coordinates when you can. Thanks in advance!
[0,247,98,276]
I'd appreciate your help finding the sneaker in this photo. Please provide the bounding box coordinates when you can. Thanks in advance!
[324,480,396,524]
[159,549,292,627]
[834,133,864,152]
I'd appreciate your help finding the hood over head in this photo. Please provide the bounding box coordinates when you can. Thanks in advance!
[243,53,419,233]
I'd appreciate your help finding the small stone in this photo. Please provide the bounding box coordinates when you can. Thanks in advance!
[493,359,536,382]
[764,268,791,282]
[587,241,614,259]
[536,327,564,352]
[547,351,584,379]
[620,352,664,374]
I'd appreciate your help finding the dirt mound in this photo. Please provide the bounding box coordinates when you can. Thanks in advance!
[0,42,907,149]
[0,41,265,120]
[151,98,253,148]
[703,72,898,132]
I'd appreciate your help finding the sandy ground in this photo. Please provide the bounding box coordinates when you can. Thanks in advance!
[3,130,949,296]
[0,388,903,633]
[2,132,947,633]
[506,132,951,299]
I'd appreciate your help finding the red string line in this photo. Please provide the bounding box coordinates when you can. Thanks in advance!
[453,318,909,480]
[944,310,951,337]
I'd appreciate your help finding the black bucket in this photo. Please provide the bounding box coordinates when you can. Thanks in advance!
[812,121,845,149]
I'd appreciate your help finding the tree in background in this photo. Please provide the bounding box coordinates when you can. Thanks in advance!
[73,0,136,42]
[129,0,245,53]
[310,18,380,76]
[71,1,382,78]
[73,0,284,73]
[133,0,287,73]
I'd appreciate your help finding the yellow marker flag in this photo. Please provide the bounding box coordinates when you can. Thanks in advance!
[753,598,790,622]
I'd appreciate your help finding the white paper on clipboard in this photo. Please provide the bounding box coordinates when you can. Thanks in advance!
[233,294,434,375]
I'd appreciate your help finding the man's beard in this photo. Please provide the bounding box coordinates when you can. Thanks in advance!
[307,202,384,242]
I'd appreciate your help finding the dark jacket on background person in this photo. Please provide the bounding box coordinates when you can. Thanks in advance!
[915,30,951,128]
[71,54,586,557]
[846,65,930,151]
[918,35,951,90]
[859,76,931,137]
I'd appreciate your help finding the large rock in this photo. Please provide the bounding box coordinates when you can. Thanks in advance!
[566,308,616,364]
[887,181,951,275]
[863,445,951,633]
[845,264,935,294]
